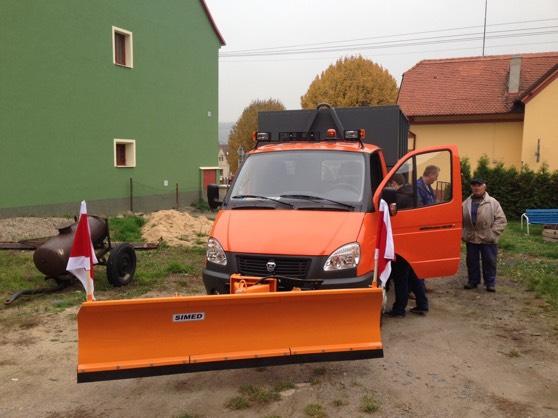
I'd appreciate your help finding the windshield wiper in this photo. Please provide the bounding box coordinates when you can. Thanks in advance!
[279,194,355,210]
[232,195,294,208]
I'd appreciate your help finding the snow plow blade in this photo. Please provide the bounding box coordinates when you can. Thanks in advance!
[77,287,383,383]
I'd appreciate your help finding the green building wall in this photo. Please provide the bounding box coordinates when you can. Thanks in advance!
[0,0,221,216]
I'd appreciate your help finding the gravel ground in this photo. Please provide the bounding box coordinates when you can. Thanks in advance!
[0,217,73,242]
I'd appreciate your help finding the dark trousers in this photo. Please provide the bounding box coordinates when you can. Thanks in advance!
[390,261,428,314]
[466,243,498,287]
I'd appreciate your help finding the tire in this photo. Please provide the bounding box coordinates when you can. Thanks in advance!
[106,243,136,286]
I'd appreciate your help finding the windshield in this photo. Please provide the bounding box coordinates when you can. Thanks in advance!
[228,151,366,207]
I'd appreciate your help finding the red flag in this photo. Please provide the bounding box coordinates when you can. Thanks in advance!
[374,199,395,287]
[66,201,98,300]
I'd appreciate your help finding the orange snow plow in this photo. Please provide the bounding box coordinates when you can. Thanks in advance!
[77,275,383,382]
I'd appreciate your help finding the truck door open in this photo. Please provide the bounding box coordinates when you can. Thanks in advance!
[373,145,462,278]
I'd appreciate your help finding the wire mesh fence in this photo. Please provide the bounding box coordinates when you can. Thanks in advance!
[127,178,201,213]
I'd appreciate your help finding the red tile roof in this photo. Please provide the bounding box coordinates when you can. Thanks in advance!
[397,52,558,117]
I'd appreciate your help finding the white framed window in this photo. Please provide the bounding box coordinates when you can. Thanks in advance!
[112,26,133,68]
[114,139,136,167]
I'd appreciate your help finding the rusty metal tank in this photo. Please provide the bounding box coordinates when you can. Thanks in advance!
[33,216,108,278]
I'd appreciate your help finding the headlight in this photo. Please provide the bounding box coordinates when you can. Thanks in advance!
[206,237,227,265]
[323,243,360,271]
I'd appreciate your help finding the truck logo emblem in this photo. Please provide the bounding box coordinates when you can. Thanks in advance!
[266,261,276,273]
[173,312,205,322]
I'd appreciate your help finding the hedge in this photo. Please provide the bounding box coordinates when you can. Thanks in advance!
[460,156,558,219]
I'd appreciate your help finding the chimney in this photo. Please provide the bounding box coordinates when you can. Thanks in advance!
[508,56,522,93]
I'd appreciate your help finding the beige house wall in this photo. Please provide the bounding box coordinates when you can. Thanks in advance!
[410,121,524,170]
[522,77,558,171]
[218,148,230,180]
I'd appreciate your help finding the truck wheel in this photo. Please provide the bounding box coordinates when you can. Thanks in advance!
[107,243,136,287]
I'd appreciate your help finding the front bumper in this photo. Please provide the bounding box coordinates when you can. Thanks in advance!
[202,265,373,294]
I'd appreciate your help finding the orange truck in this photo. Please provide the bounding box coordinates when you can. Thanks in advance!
[76,105,462,382]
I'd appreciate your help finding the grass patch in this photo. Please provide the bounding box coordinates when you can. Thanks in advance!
[109,215,145,242]
[224,396,250,410]
[506,349,521,358]
[498,221,558,308]
[273,381,295,392]
[122,246,205,293]
[304,403,326,418]
[224,384,282,410]
[0,250,44,294]
[239,384,281,404]
[165,262,195,275]
[175,414,202,418]
[51,292,86,311]
[0,245,206,324]
[499,222,558,259]
[499,256,558,308]
[309,376,321,386]
[360,394,379,413]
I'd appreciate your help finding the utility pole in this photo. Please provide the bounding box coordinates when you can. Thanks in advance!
[482,0,488,56]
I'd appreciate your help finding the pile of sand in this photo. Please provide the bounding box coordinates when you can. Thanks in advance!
[141,210,213,247]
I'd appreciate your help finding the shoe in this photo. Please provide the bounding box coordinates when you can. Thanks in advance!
[464,283,478,290]
[410,307,428,315]
[486,286,496,292]
[385,310,405,317]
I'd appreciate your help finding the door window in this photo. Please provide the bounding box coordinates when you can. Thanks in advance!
[416,151,452,205]
[384,150,452,210]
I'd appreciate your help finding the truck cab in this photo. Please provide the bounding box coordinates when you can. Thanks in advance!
[203,107,462,294]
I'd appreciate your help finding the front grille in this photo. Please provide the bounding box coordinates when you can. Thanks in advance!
[237,255,311,279]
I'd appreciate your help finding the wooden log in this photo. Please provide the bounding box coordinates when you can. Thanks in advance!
[542,228,558,243]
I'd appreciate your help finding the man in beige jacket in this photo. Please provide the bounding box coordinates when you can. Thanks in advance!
[462,178,507,292]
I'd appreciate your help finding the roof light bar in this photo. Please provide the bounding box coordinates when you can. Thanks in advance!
[254,128,365,149]
[277,131,320,140]
[344,130,359,139]
[253,131,271,141]
[344,129,366,140]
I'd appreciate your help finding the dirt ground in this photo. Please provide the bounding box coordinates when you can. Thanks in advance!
[1,264,557,418]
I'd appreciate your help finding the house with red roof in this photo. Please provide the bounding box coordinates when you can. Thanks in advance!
[397,52,558,170]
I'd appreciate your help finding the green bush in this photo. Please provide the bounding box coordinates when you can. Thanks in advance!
[461,156,558,219]
[460,157,472,201]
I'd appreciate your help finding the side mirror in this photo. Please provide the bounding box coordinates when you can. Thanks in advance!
[389,202,398,217]
[207,184,222,210]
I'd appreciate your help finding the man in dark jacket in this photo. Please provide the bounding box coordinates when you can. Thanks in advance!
[388,173,414,209]
[462,178,507,292]
[385,174,428,317]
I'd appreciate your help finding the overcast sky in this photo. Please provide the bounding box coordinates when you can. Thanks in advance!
[205,0,558,122]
